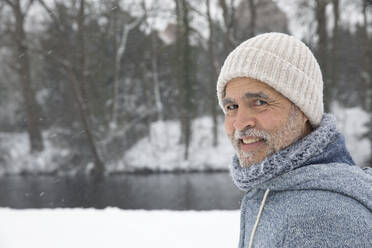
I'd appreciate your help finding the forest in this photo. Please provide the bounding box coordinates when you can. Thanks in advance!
[0,0,371,175]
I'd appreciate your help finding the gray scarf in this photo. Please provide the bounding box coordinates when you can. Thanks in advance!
[230,114,355,192]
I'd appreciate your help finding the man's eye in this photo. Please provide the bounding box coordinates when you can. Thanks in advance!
[226,104,238,111]
[254,99,267,106]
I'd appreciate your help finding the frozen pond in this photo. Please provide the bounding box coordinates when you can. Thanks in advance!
[0,172,244,210]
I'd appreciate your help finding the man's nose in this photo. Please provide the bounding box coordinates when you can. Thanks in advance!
[233,108,256,131]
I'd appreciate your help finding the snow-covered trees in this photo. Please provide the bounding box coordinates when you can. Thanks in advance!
[0,0,371,174]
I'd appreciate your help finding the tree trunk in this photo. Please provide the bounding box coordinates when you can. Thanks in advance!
[248,0,256,37]
[181,0,193,160]
[151,32,164,122]
[362,0,372,167]
[140,62,152,137]
[218,0,236,53]
[330,0,339,99]
[66,68,104,175]
[110,8,143,128]
[76,0,104,175]
[361,0,371,111]
[11,0,44,153]
[207,0,219,147]
[111,3,119,128]
[37,0,104,173]
[175,0,193,160]
[315,0,330,112]
[76,0,89,112]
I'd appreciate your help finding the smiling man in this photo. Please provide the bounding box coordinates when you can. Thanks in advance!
[217,33,372,248]
[223,77,312,167]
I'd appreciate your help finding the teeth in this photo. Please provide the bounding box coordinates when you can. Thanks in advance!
[242,138,261,144]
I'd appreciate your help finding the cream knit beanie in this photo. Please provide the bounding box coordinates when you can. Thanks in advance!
[217,32,324,126]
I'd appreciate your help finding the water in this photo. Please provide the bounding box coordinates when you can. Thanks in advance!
[0,172,244,210]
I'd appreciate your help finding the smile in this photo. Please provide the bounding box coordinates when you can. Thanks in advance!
[241,137,262,144]
[239,137,265,152]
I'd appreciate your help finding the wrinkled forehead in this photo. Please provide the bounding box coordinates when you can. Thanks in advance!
[223,77,283,99]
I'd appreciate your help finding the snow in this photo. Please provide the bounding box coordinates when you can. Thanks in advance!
[0,130,71,175]
[0,208,240,248]
[332,102,371,166]
[118,117,234,172]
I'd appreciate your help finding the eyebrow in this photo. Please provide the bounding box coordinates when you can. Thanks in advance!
[243,92,270,100]
[222,91,270,107]
[222,98,234,107]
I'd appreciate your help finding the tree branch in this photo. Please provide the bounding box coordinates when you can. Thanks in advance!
[30,47,74,71]
[24,0,35,15]
[37,0,63,32]
[218,0,229,29]
[3,0,16,9]
[188,2,207,18]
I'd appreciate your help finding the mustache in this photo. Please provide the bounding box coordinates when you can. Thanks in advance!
[233,128,271,142]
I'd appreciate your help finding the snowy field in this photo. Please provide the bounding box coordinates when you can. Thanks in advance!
[0,208,240,248]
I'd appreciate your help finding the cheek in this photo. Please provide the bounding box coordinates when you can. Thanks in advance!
[224,117,234,136]
[257,111,288,131]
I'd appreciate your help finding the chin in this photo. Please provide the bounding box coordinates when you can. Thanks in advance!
[238,152,266,168]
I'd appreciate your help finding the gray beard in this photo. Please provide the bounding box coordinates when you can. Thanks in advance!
[230,105,305,167]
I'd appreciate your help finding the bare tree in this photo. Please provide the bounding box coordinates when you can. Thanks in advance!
[362,0,372,167]
[75,0,104,175]
[219,0,237,52]
[109,0,145,129]
[248,0,257,37]
[175,0,194,160]
[143,0,165,123]
[361,0,371,110]
[150,31,164,122]
[3,0,44,153]
[330,0,339,96]
[206,0,219,146]
[315,0,331,111]
[38,0,104,175]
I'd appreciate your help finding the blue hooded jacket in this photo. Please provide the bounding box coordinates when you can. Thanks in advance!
[230,114,372,248]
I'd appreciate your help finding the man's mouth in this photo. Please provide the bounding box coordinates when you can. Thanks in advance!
[241,137,263,144]
[238,137,265,151]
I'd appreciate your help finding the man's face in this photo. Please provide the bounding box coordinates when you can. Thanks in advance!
[223,77,310,167]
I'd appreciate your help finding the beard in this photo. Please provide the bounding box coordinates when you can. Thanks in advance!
[228,105,306,167]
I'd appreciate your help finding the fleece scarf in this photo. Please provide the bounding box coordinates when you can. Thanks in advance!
[230,113,355,192]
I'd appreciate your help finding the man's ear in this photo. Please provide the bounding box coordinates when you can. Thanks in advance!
[300,111,313,133]
[304,119,313,133]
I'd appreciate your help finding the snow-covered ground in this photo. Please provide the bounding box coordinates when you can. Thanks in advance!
[0,208,240,248]
[118,117,234,172]
[0,129,71,175]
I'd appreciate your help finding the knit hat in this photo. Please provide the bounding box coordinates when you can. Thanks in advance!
[217,32,324,126]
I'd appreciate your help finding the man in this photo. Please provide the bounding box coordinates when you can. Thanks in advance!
[217,32,372,248]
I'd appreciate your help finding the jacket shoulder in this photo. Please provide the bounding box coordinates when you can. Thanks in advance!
[274,189,372,247]
[282,210,372,248]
